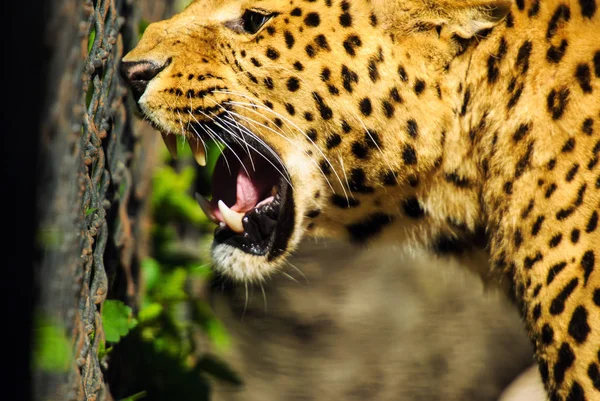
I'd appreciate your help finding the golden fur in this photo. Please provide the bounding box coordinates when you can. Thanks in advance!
[123,0,600,399]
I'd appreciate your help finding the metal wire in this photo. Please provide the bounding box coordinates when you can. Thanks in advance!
[74,1,124,399]
[34,0,154,400]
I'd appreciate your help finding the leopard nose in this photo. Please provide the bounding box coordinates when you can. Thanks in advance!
[120,60,167,100]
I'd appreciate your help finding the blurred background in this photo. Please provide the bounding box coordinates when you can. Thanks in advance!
[8,0,536,400]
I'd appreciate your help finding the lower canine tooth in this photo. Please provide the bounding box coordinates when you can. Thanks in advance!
[194,193,219,224]
[189,137,207,166]
[161,132,178,159]
[217,200,245,233]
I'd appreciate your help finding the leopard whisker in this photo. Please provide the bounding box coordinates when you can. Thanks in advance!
[175,110,187,142]
[214,90,348,194]
[220,94,349,201]
[284,260,309,284]
[351,111,396,178]
[215,94,338,189]
[206,111,290,187]
[202,99,294,187]
[213,113,294,188]
[189,112,234,174]
[338,154,354,199]
[187,118,210,156]
[278,269,300,285]
[185,103,226,157]
[206,99,286,175]
[195,109,252,179]
[243,281,249,321]
[222,105,335,193]
[259,281,267,313]
[204,96,287,171]
[219,106,256,171]
[187,97,210,157]
[187,116,212,163]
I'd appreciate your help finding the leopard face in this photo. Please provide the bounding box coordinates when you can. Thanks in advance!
[124,1,600,399]
[122,0,470,281]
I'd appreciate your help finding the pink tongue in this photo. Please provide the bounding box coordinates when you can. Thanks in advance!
[232,164,261,213]
[210,152,275,220]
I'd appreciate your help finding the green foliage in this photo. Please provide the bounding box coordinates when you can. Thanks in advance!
[98,340,112,360]
[141,258,161,292]
[175,0,195,12]
[152,165,207,226]
[85,80,95,109]
[138,302,163,323]
[33,315,72,372]
[103,300,138,343]
[138,19,150,38]
[112,149,240,400]
[135,258,232,357]
[87,27,96,54]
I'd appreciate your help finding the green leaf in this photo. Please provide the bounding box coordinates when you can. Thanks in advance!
[141,258,161,293]
[85,80,95,108]
[85,207,97,217]
[119,181,127,197]
[156,268,188,302]
[98,341,113,359]
[151,166,207,225]
[190,263,212,279]
[138,19,150,37]
[102,300,138,343]
[119,391,147,401]
[175,0,195,13]
[87,28,96,54]
[138,303,163,323]
[33,316,72,372]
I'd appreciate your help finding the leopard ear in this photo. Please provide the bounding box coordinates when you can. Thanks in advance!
[371,0,511,39]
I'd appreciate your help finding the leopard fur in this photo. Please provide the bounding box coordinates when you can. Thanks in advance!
[123,0,600,399]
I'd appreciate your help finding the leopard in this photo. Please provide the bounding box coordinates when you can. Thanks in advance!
[121,0,600,399]
[208,241,538,401]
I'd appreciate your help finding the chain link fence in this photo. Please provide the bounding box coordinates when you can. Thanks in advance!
[34,1,173,400]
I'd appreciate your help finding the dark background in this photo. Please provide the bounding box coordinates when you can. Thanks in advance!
[3,2,45,400]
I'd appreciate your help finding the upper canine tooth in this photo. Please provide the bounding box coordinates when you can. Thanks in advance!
[194,193,219,224]
[188,136,207,166]
[161,132,178,159]
[217,200,244,233]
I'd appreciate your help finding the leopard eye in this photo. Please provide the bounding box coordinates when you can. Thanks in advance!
[242,10,274,34]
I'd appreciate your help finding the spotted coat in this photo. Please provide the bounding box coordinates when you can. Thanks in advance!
[123,0,600,399]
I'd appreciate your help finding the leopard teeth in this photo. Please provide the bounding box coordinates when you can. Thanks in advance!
[188,136,206,166]
[194,193,219,224]
[218,200,244,233]
[161,132,178,159]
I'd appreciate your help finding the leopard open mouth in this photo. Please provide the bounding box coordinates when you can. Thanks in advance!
[164,119,295,260]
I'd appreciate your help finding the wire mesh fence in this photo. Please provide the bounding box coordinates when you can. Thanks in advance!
[34,1,172,400]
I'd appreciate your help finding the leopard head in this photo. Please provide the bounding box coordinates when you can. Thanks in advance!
[122,0,509,282]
